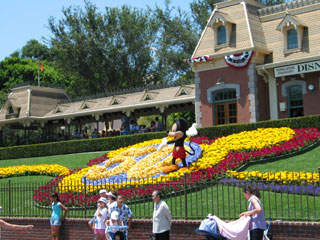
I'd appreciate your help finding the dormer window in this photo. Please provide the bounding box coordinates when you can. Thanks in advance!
[217,25,227,45]
[209,11,234,50]
[277,14,306,53]
[8,105,14,114]
[287,29,298,49]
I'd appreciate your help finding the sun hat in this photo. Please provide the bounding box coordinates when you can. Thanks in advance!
[106,191,116,198]
[98,197,107,204]
[99,189,107,194]
[111,211,119,220]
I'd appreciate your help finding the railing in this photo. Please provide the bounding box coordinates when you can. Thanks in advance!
[0,175,319,221]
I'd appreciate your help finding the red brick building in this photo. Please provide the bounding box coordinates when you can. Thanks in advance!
[189,0,320,127]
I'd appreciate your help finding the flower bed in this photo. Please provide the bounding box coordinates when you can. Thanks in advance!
[32,127,320,207]
[0,164,70,178]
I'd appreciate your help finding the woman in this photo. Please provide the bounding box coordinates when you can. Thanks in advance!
[239,185,267,240]
[107,191,117,215]
[93,197,108,240]
[50,192,68,240]
[152,190,171,240]
[109,194,133,240]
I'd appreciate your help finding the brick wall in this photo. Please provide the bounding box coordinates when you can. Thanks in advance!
[1,218,320,240]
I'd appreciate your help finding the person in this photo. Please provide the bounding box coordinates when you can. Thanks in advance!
[92,128,99,138]
[93,197,108,240]
[120,116,128,136]
[152,190,171,240]
[155,117,164,131]
[72,129,80,139]
[109,194,133,240]
[0,219,33,230]
[239,185,267,240]
[149,121,156,132]
[50,192,68,240]
[88,189,108,230]
[140,125,146,133]
[105,211,123,240]
[107,191,117,216]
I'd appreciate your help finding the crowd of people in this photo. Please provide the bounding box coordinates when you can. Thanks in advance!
[120,117,164,136]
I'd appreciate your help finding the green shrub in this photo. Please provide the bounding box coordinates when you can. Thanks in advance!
[0,115,319,160]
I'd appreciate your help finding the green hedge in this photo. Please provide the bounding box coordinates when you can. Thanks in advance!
[0,115,319,160]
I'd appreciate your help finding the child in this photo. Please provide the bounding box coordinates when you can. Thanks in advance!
[93,197,108,240]
[50,193,68,240]
[105,211,123,240]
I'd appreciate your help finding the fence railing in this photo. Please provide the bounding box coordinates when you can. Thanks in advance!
[0,176,319,221]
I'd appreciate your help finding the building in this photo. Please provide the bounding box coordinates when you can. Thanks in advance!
[188,0,320,127]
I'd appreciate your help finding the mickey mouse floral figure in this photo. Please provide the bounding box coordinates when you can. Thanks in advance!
[157,118,197,168]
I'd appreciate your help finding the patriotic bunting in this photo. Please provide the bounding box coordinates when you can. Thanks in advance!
[224,51,254,69]
[185,55,213,63]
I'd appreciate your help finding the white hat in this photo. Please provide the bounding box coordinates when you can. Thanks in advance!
[98,197,107,204]
[99,189,107,194]
[111,211,119,220]
[106,191,116,198]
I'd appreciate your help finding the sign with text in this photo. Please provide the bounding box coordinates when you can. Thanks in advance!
[274,60,320,77]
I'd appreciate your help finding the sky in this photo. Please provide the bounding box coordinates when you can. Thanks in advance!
[0,0,194,61]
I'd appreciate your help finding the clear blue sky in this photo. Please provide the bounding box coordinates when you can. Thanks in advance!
[0,0,194,61]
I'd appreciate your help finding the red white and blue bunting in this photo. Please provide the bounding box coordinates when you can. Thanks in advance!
[224,51,254,69]
[185,55,213,63]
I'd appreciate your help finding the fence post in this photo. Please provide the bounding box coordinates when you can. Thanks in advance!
[184,174,188,220]
[8,180,11,216]
[84,177,87,217]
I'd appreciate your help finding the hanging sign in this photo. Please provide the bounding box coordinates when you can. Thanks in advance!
[185,55,213,63]
[224,51,254,68]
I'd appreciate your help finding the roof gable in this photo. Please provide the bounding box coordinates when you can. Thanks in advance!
[277,14,306,31]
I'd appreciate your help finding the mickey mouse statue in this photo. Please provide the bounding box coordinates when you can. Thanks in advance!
[157,118,198,167]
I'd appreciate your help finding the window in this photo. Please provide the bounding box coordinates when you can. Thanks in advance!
[287,29,298,49]
[8,105,14,114]
[212,89,237,125]
[217,25,226,45]
[287,85,304,118]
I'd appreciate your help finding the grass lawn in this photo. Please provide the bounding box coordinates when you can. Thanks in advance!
[244,145,320,172]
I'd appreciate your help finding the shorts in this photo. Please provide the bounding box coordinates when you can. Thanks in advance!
[94,229,106,235]
[173,146,186,159]
[50,218,61,226]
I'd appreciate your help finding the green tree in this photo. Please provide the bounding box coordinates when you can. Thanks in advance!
[151,0,198,84]
[21,39,50,60]
[0,57,67,94]
[48,2,158,96]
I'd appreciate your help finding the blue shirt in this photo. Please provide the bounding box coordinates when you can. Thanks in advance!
[109,203,133,226]
[51,202,61,220]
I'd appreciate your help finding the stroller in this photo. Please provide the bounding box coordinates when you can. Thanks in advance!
[195,217,227,240]
[106,225,129,240]
[195,216,272,240]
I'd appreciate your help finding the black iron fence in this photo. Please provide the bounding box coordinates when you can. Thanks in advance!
[0,175,319,221]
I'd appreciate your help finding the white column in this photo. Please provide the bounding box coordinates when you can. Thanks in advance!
[194,72,202,127]
[268,76,279,120]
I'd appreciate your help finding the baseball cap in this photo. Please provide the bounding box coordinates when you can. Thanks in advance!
[111,211,119,220]
[99,189,107,194]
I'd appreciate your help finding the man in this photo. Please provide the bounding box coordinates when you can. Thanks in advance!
[88,189,107,229]
[109,194,133,240]
[152,190,171,240]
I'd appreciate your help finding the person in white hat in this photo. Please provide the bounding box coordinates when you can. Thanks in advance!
[106,191,117,215]
[88,189,108,230]
[93,197,108,240]
[105,211,124,240]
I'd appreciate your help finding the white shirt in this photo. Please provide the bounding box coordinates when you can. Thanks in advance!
[94,208,108,229]
[153,200,172,234]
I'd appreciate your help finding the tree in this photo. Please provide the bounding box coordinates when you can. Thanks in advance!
[21,39,50,60]
[151,0,198,84]
[0,57,67,95]
[48,2,159,96]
